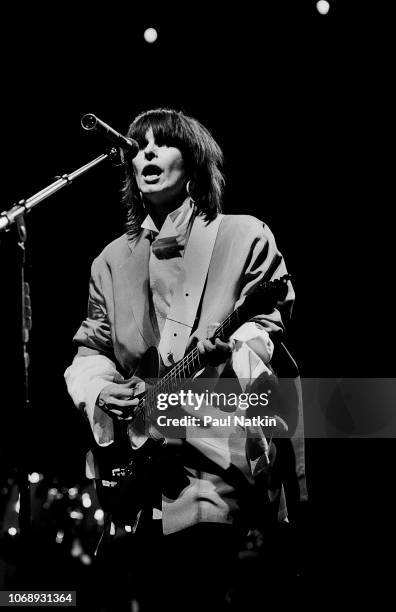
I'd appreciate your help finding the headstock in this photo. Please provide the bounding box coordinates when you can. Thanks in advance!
[242,274,292,315]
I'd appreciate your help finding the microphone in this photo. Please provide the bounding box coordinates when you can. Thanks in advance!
[81,113,139,158]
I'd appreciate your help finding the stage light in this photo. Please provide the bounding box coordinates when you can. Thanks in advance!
[69,510,84,520]
[80,554,92,566]
[8,527,17,536]
[144,27,158,43]
[125,525,132,533]
[82,492,92,508]
[94,509,104,523]
[28,472,41,483]
[71,538,82,558]
[56,530,64,544]
[316,1,330,14]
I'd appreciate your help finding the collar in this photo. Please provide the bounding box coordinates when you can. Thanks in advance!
[140,197,195,240]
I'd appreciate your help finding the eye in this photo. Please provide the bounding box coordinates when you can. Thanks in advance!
[136,137,149,150]
[153,135,171,148]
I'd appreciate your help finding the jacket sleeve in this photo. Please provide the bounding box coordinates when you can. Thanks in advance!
[64,256,123,446]
[235,221,295,338]
[232,221,307,513]
[230,221,294,378]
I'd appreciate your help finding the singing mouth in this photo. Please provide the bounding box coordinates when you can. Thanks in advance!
[142,164,163,177]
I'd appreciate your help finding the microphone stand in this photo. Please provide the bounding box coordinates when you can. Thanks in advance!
[0,149,119,233]
[0,146,121,537]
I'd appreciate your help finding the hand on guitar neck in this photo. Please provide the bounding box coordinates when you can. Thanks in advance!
[196,321,235,367]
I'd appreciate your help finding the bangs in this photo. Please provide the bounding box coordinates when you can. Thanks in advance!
[127,109,194,157]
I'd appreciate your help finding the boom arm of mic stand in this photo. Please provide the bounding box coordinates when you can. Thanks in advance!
[0,146,118,538]
[0,149,117,233]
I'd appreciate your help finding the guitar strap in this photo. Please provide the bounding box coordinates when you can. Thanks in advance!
[158,213,224,366]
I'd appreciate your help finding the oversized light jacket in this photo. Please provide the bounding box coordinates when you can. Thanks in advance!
[65,213,306,534]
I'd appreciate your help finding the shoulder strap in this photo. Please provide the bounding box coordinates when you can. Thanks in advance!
[158,213,224,365]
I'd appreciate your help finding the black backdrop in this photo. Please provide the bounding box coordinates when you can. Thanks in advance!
[1,0,394,599]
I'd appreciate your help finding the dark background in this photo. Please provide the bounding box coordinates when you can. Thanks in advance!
[0,0,394,602]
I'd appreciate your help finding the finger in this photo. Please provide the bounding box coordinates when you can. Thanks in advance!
[197,340,205,354]
[202,339,216,352]
[214,338,233,352]
[207,322,221,337]
[117,406,137,421]
[118,377,145,389]
[108,398,139,408]
[105,407,135,421]
[114,388,139,398]
[114,383,145,398]
[104,406,124,418]
[133,381,145,395]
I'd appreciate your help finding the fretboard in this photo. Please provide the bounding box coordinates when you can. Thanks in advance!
[137,302,244,421]
[134,273,290,422]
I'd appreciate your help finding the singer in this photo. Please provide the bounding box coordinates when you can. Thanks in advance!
[64,108,306,611]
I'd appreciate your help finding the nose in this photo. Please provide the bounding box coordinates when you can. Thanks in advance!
[145,150,156,161]
[143,139,157,161]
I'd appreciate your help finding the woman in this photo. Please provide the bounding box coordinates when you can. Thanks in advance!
[65,108,304,610]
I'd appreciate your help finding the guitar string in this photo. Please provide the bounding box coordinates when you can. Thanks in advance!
[142,308,238,421]
[140,290,259,418]
[136,314,231,420]
[136,278,284,422]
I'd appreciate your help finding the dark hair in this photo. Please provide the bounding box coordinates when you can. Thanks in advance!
[122,108,225,239]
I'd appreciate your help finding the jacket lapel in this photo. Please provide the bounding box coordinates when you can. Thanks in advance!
[119,230,159,349]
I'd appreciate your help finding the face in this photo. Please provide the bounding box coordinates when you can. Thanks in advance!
[132,127,187,206]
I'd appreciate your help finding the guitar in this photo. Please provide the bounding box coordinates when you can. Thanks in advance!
[93,274,291,524]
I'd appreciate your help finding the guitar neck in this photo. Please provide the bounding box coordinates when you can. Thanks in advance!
[142,304,246,418]
[140,274,290,420]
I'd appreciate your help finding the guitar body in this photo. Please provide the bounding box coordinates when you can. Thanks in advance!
[126,346,161,447]
[94,346,172,525]
[90,276,292,526]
